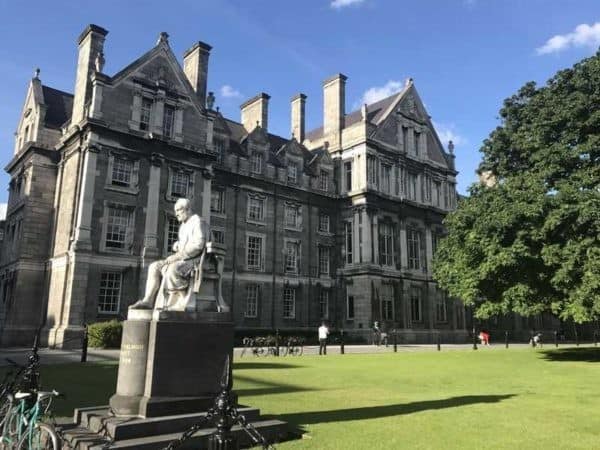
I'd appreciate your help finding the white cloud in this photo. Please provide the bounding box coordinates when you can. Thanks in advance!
[433,121,467,149]
[0,203,6,220]
[330,0,366,10]
[356,80,403,108]
[537,22,600,55]
[220,85,242,99]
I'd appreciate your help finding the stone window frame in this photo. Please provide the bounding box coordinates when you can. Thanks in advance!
[318,213,330,234]
[250,151,264,175]
[213,136,227,164]
[163,214,179,256]
[130,84,184,143]
[410,286,423,322]
[407,227,422,270]
[283,287,296,319]
[343,159,353,192]
[319,169,329,191]
[210,187,226,216]
[346,293,355,320]
[283,238,301,275]
[283,202,302,231]
[367,154,379,188]
[246,193,267,225]
[380,162,392,194]
[98,271,123,315]
[380,283,394,321]
[319,289,329,319]
[406,172,418,201]
[211,227,225,244]
[105,150,140,195]
[245,231,266,271]
[100,201,136,254]
[166,165,195,202]
[287,162,298,184]
[344,220,353,264]
[162,103,176,139]
[436,289,448,323]
[245,283,259,318]
[379,221,395,267]
[318,245,330,277]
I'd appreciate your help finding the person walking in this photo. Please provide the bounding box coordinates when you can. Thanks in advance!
[318,322,329,355]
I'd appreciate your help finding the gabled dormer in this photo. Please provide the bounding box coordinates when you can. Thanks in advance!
[69,25,211,151]
[13,70,72,155]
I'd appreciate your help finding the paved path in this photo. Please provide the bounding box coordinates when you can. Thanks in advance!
[0,342,594,366]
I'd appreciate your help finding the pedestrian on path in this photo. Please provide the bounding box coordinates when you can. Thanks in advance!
[318,322,329,355]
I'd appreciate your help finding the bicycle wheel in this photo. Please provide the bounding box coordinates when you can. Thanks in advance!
[1,408,21,449]
[17,422,59,450]
[293,345,303,356]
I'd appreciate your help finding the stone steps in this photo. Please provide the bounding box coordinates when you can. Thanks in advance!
[60,405,291,449]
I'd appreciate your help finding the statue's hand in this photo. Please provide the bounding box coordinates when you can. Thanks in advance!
[172,242,180,252]
[165,254,180,264]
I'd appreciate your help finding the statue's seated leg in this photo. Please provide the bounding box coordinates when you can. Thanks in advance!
[130,261,164,309]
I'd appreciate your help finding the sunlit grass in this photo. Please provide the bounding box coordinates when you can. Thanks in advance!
[4,346,599,449]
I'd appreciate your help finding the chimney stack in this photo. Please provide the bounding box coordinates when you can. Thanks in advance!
[241,93,270,133]
[291,93,306,142]
[323,73,347,149]
[183,41,212,107]
[71,24,108,125]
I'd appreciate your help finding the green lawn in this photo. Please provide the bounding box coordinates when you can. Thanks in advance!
[12,346,600,449]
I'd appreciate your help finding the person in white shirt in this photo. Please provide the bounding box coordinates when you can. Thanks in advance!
[318,322,329,355]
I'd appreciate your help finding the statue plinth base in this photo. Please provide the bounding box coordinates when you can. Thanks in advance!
[110,312,233,418]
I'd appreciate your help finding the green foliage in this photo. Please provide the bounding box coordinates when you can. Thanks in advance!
[87,320,123,348]
[434,50,600,323]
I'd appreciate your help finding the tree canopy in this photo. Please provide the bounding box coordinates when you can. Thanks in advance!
[433,50,600,323]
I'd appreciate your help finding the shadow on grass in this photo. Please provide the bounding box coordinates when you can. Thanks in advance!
[540,347,600,362]
[235,373,317,397]
[271,394,516,425]
[233,362,304,370]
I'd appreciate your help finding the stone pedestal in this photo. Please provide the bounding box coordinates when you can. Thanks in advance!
[110,311,233,418]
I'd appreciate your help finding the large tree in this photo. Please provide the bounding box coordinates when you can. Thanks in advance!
[434,50,600,323]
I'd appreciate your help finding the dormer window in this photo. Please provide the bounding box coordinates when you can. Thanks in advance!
[287,163,297,183]
[250,152,263,174]
[163,104,175,138]
[140,98,152,131]
[319,170,328,191]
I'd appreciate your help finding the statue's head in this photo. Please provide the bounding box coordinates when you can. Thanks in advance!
[174,198,192,223]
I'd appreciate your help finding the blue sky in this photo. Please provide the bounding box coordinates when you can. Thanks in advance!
[0,0,599,208]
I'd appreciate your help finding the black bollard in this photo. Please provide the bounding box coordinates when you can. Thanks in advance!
[207,355,237,450]
[554,331,558,348]
[275,329,280,357]
[437,333,441,351]
[575,329,579,347]
[81,324,89,363]
[340,329,345,354]
[505,331,509,349]
[472,328,478,350]
[393,329,397,353]
[595,331,598,347]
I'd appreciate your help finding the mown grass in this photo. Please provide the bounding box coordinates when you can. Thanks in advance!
[5,346,600,449]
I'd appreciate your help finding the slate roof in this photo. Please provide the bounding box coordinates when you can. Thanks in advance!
[41,85,73,129]
[305,90,403,141]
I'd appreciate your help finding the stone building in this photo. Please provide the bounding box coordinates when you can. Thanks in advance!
[0,24,467,347]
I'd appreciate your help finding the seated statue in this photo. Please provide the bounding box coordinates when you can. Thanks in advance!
[130,198,205,311]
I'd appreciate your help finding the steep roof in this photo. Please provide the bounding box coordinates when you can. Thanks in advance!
[305,85,409,141]
[41,85,73,129]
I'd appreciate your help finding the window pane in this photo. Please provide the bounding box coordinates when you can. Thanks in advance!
[166,216,178,253]
[106,207,130,249]
[319,290,329,319]
[140,98,152,131]
[112,157,133,187]
[98,272,122,313]
[171,171,189,198]
[246,284,258,317]
[247,235,263,270]
[163,105,175,138]
[283,288,296,318]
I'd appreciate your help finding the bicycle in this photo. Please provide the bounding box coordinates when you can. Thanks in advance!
[1,389,61,449]
[282,337,304,356]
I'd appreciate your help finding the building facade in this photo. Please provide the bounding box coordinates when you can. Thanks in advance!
[0,25,467,347]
